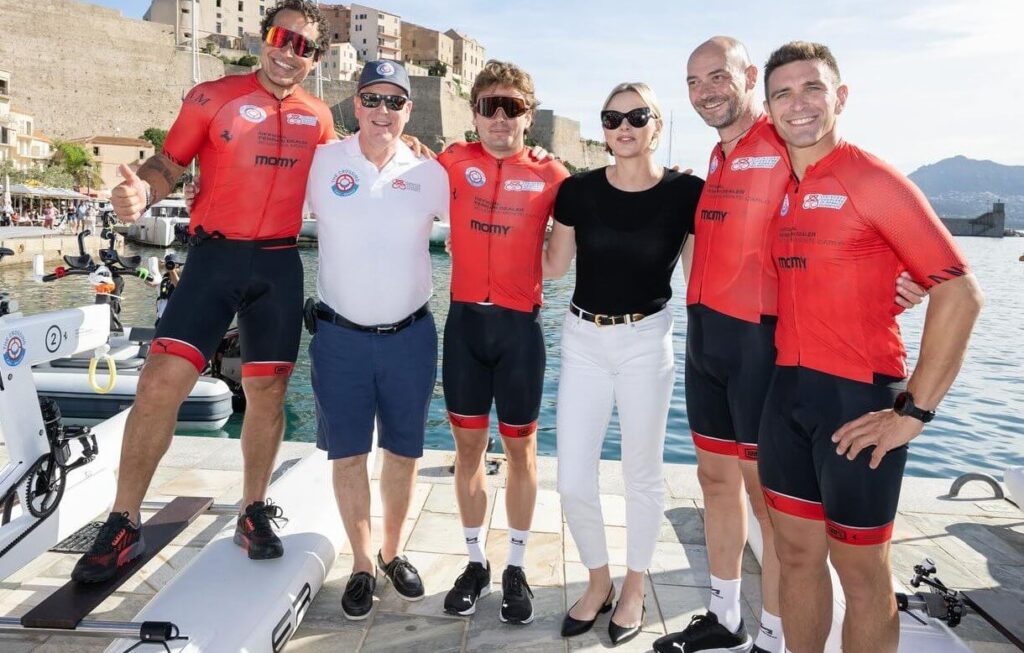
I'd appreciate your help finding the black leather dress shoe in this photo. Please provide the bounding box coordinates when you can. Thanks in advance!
[560,586,614,637]
[608,601,645,646]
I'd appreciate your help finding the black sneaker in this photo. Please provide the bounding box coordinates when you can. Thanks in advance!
[71,512,146,583]
[653,612,752,652]
[377,551,425,601]
[341,571,376,620]
[233,500,285,560]
[499,565,534,625]
[443,560,491,616]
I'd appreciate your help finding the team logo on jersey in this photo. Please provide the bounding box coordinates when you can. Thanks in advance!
[331,169,360,197]
[391,178,421,192]
[286,113,318,127]
[503,180,545,192]
[3,330,26,367]
[802,193,848,210]
[376,62,396,76]
[780,194,790,216]
[731,156,782,171]
[465,166,487,187]
[709,155,719,174]
[239,104,268,124]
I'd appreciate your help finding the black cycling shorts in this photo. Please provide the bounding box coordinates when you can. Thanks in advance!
[685,304,776,461]
[758,365,908,546]
[442,301,544,437]
[152,237,302,378]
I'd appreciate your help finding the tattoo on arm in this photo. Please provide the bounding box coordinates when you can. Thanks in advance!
[137,154,187,204]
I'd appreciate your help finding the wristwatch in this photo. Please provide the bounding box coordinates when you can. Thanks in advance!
[893,392,935,423]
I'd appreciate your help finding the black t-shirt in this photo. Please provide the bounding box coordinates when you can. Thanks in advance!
[553,167,702,315]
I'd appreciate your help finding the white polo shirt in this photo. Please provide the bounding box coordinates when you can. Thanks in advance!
[306,136,449,325]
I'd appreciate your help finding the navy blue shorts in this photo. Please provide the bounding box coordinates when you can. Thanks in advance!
[309,311,437,459]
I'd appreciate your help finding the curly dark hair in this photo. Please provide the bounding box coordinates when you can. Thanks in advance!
[259,0,331,48]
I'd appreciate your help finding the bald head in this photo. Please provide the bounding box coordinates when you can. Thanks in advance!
[688,36,753,72]
[686,35,759,132]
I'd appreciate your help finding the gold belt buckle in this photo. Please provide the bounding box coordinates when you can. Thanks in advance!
[593,313,611,327]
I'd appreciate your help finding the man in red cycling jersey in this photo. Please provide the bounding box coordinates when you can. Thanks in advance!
[437,60,569,624]
[72,0,333,583]
[759,42,982,652]
[656,37,928,653]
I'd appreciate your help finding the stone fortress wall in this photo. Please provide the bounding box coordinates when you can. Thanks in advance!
[0,0,224,141]
[1,0,606,170]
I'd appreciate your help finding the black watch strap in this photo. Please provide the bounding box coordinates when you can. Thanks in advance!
[894,392,935,423]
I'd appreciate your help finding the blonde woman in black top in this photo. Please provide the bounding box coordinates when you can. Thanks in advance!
[544,82,703,646]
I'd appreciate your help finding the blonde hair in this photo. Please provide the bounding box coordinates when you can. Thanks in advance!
[470,59,538,110]
[601,82,664,154]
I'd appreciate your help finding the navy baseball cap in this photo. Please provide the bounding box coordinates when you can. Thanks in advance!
[357,60,412,97]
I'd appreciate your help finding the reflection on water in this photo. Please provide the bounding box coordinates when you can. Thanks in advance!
[3,238,1022,479]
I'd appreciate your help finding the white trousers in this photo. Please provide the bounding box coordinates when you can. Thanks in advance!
[556,307,675,571]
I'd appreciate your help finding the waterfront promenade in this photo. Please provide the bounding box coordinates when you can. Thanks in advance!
[0,436,1020,651]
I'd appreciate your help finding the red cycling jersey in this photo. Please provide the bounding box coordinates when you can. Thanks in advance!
[772,141,969,383]
[162,73,334,240]
[438,142,569,312]
[686,114,790,323]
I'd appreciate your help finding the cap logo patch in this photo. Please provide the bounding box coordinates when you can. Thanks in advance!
[376,62,396,76]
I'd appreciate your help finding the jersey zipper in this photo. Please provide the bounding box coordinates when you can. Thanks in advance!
[485,158,504,302]
[789,173,802,367]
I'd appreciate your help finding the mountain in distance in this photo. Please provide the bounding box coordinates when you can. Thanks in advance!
[909,155,1024,228]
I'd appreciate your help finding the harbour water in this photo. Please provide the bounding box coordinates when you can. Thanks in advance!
[3,236,1021,479]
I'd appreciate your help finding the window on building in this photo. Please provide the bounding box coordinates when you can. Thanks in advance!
[238,26,244,36]
[181,6,189,12]
[216,0,221,6]
[334,32,339,39]
[139,150,145,160]
[0,80,8,96]
[259,5,264,15]
[216,22,221,32]
[238,1,243,11]
[93,146,100,156]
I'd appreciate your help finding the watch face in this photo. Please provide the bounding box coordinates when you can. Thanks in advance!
[894,393,909,414]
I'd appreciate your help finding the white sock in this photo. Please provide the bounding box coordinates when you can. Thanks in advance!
[755,609,784,652]
[708,574,743,632]
[507,528,529,568]
[464,526,486,564]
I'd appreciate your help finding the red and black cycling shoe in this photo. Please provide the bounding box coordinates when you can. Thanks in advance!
[71,511,146,583]
[233,500,286,560]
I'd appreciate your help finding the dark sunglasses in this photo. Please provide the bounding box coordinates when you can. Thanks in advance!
[475,96,529,119]
[359,93,409,111]
[600,107,656,130]
[263,26,322,60]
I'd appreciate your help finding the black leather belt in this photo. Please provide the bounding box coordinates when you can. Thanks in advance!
[570,304,650,326]
[316,302,429,335]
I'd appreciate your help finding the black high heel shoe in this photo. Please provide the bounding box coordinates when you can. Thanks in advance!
[560,586,615,637]
[608,600,645,646]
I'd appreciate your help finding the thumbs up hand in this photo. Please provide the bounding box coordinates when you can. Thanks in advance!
[111,164,150,223]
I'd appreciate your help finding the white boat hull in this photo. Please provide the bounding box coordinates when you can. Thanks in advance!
[32,367,233,431]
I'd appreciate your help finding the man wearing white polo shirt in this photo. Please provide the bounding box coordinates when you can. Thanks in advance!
[305,60,449,620]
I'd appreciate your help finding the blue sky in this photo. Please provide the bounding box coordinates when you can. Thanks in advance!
[93,0,1021,173]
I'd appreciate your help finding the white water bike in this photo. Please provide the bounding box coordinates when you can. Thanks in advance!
[0,247,350,651]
